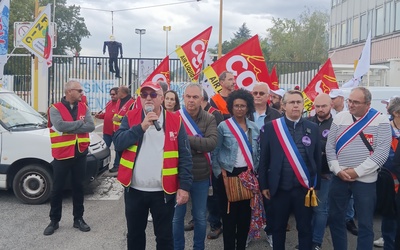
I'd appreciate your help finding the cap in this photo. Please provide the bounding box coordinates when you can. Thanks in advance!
[329,89,344,98]
[270,89,286,98]
[381,95,399,104]
[141,81,161,91]
[294,85,300,90]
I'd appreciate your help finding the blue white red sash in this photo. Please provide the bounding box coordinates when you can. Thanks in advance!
[178,108,211,166]
[272,117,315,189]
[225,117,254,170]
[336,108,380,155]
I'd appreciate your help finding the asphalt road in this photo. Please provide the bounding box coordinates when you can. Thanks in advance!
[0,120,386,249]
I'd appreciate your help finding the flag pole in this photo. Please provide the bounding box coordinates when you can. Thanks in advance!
[33,0,39,110]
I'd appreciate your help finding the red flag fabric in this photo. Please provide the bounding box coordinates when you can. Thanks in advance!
[269,65,279,90]
[302,58,338,111]
[203,35,271,93]
[142,56,170,86]
[175,26,212,82]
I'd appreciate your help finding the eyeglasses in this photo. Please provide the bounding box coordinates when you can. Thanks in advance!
[285,100,303,105]
[140,92,159,99]
[346,98,366,106]
[71,89,83,93]
[110,93,116,96]
[233,104,247,110]
[252,91,266,96]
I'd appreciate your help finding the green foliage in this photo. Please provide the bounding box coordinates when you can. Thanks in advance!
[9,0,90,55]
[209,23,252,55]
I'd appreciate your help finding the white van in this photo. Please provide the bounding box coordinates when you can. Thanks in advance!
[340,87,400,115]
[0,89,110,204]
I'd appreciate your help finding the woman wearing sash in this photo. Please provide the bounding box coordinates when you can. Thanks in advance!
[212,89,264,250]
[163,90,180,112]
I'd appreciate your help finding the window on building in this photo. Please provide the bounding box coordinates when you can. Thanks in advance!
[396,2,400,31]
[376,7,384,36]
[341,22,347,45]
[385,2,393,33]
[353,16,360,42]
[360,14,367,40]
[347,19,352,43]
[330,25,336,48]
[368,9,374,36]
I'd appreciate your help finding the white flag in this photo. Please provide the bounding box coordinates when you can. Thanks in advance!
[342,31,371,88]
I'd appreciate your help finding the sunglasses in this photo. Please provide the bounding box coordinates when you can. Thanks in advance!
[252,91,266,96]
[140,92,158,99]
[71,89,83,93]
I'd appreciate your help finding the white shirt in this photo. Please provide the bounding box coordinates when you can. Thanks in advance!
[131,112,165,191]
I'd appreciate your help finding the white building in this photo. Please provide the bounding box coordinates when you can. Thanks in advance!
[329,0,400,86]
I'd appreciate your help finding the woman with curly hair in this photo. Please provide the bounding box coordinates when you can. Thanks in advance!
[211,88,265,250]
[163,90,180,112]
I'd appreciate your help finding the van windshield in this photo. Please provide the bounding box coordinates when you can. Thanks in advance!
[0,92,47,130]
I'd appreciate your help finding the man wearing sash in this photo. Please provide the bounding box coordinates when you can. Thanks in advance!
[259,90,321,250]
[210,71,235,120]
[173,83,217,250]
[326,87,391,250]
[114,81,193,250]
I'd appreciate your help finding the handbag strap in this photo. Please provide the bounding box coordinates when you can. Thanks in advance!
[353,115,374,153]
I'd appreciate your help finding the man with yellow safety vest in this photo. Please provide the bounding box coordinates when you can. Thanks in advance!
[210,71,235,120]
[114,81,193,250]
[111,85,134,173]
[44,80,95,236]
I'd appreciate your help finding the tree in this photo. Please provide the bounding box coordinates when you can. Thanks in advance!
[209,23,252,55]
[9,0,90,55]
[266,9,329,63]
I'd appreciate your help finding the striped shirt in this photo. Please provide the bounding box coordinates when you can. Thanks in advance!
[326,110,391,183]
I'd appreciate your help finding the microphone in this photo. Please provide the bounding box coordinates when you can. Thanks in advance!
[145,105,161,131]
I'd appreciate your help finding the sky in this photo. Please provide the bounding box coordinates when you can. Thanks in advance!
[67,0,331,59]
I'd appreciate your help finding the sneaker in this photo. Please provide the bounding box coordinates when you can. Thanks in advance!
[147,213,153,222]
[266,234,273,247]
[373,237,384,248]
[207,227,222,239]
[312,242,322,250]
[184,220,194,231]
[345,219,358,236]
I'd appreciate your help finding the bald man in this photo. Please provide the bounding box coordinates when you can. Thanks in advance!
[307,93,333,249]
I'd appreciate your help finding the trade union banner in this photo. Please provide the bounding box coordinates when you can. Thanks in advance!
[20,4,53,67]
[302,58,338,111]
[269,65,279,90]
[203,35,270,93]
[141,56,170,86]
[175,26,212,82]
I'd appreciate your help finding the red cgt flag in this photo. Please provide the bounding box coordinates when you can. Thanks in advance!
[175,26,212,82]
[142,56,170,86]
[269,65,279,90]
[203,35,271,93]
[302,58,338,111]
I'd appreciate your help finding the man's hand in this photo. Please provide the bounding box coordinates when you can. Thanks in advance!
[343,168,358,180]
[141,111,157,131]
[176,189,189,206]
[112,116,121,122]
[262,189,271,199]
[337,169,356,182]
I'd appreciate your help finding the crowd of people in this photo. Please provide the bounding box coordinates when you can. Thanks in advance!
[44,75,400,250]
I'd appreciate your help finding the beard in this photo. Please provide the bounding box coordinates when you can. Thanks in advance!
[271,101,281,110]
[317,111,330,120]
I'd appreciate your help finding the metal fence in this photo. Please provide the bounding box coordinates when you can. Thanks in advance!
[3,55,321,108]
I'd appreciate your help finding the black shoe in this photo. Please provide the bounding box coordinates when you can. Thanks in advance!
[43,221,59,236]
[184,220,194,231]
[115,75,122,78]
[346,219,358,236]
[207,227,222,239]
[109,166,119,173]
[73,218,91,232]
[312,242,322,250]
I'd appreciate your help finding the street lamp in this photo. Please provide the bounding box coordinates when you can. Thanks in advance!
[135,28,146,58]
[163,26,171,56]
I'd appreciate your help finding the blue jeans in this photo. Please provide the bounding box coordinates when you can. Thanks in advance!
[173,179,209,250]
[328,176,376,250]
[346,195,355,222]
[207,173,222,229]
[103,134,113,148]
[382,215,397,250]
[312,175,332,245]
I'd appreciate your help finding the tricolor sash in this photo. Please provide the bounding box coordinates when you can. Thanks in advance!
[178,108,212,166]
[272,117,317,207]
[225,117,254,170]
[336,108,380,155]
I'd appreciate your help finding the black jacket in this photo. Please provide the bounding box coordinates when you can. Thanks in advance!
[249,104,282,125]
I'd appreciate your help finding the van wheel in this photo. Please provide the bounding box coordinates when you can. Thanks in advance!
[12,165,53,204]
